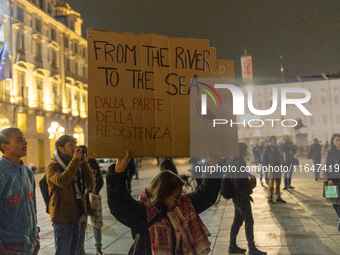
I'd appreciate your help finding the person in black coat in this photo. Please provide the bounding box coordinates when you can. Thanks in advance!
[88,157,104,255]
[324,133,340,231]
[252,143,260,166]
[228,143,267,255]
[280,135,297,190]
[308,138,322,180]
[262,136,286,204]
[160,157,178,174]
[106,150,221,254]
[126,158,136,192]
[258,141,268,184]
[77,146,104,255]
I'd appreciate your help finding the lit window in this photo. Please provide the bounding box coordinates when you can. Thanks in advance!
[36,116,44,133]
[17,113,26,131]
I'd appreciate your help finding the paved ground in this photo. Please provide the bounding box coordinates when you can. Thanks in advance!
[35,155,340,255]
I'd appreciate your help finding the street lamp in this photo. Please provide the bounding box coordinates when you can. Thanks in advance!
[48,122,65,142]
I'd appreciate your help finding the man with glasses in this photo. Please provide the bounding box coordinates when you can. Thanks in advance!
[46,135,94,255]
[0,128,40,255]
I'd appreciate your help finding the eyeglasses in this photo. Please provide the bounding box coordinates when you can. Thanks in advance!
[169,195,182,202]
[16,136,26,142]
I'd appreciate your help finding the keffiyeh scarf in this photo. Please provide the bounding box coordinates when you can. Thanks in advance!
[139,191,211,255]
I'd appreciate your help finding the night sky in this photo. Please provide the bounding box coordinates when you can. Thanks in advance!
[63,0,340,78]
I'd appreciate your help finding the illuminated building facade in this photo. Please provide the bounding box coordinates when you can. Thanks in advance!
[237,79,340,148]
[0,0,87,172]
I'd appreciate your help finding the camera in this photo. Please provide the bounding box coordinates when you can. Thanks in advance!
[77,147,86,154]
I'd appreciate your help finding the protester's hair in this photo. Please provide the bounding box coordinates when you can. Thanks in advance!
[269,136,276,142]
[0,128,21,153]
[55,135,77,149]
[330,133,340,151]
[233,142,248,163]
[147,170,185,207]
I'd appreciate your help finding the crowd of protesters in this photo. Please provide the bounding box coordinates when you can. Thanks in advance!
[1,126,339,255]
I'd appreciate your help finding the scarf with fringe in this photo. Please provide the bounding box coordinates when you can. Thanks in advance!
[139,191,211,255]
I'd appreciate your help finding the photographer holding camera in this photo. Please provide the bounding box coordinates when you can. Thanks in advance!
[45,135,94,255]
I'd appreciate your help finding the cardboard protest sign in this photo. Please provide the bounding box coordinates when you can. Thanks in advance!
[87,29,237,158]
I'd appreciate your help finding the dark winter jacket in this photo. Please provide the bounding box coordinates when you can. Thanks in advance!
[324,149,340,186]
[280,142,297,165]
[261,145,284,167]
[106,164,221,255]
[88,158,103,194]
[233,158,253,197]
[46,158,95,222]
[252,147,260,159]
[308,143,322,161]
[126,158,136,177]
[160,158,178,174]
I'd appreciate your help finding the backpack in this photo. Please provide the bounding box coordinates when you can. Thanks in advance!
[39,174,50,214]
[220,172,236,199]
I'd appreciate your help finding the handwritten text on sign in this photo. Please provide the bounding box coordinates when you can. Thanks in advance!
[87,30,231,158]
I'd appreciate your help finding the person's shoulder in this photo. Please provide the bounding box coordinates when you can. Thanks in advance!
[0,162,11,179]
[88,158,97,164]
[326,149,335,157]
[46,160,61,171]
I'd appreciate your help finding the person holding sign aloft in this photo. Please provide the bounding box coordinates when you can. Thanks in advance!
[324,133,340,231]
[106,150,221,255]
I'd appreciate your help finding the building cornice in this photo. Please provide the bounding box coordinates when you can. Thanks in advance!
[17,0,87,45]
